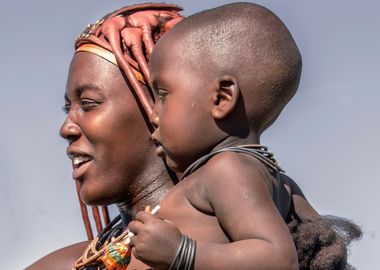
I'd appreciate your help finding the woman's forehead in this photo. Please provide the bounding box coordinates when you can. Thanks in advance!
[71,52,120,77]
[65,52,134,100]
[67,52,125,91]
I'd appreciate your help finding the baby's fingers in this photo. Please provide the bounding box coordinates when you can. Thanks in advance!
[128,219,144,236]
[134,210,155,223]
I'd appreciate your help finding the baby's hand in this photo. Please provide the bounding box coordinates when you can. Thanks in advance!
[128,211,182,269]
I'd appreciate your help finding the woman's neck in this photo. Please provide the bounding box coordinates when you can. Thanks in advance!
[116,158,174,223]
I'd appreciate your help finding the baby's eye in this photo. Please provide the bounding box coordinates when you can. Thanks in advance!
[158,89,168,102]
[62,103,71,114]
[80,98,100,111]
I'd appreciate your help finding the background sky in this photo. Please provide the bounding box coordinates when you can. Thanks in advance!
[0,0,379,269]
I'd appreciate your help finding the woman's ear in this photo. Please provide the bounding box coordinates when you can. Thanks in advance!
[211,75,240,120]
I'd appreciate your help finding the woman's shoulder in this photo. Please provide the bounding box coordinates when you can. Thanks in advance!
[25,241,90,270]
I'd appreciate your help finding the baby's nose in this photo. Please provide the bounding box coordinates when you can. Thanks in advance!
[149,107,159,128]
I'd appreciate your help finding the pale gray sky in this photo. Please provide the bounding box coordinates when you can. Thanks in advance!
[0,1,379,269]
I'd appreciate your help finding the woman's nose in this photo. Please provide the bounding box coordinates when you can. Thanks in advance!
[59,116,81,144]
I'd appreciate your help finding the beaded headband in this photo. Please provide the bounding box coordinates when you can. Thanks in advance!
[76,44,145,84]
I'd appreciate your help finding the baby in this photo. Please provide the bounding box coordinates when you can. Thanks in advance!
[128,3,359,270]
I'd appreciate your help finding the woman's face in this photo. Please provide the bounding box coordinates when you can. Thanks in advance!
[60,52,153,205]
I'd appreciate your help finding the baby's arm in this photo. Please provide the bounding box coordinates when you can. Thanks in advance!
[129,152,298,270]
[189,152,298,270]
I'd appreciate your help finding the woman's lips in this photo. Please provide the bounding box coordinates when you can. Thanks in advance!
[67,153,94,180]
[71,155,92,168]
[72,159,93,180]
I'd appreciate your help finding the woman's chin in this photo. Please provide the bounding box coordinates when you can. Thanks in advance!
[79,183,116,206]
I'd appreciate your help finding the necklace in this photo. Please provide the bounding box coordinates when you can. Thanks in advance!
[73,206,160,270]
[181,144,283,180]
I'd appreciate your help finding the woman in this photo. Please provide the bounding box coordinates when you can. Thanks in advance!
[27,4,184,270]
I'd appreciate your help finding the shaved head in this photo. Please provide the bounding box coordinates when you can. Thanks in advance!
[153,2,302,133]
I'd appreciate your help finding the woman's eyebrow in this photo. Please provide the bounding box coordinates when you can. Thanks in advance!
[64,83,103,102]
[74,83,102,95]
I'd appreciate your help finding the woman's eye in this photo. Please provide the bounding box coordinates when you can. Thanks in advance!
[80,99,99,110]
[62,103,71,114]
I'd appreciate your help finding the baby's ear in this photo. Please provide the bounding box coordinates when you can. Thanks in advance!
[211,75,240,120]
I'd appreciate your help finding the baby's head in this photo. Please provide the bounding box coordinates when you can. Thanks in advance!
[150,2,301,171]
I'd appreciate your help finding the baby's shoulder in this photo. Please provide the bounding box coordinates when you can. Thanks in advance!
[206,150,270,174]
[200,151,272,189]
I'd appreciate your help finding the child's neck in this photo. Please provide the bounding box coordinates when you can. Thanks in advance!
[211,132,261,153]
